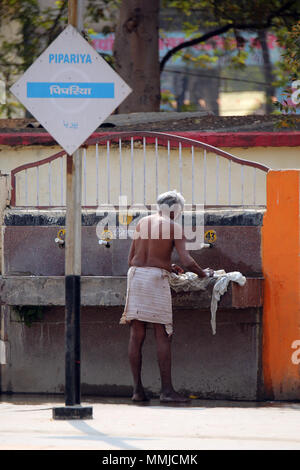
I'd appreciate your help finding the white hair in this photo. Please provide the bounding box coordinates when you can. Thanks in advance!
[157,190,185,214]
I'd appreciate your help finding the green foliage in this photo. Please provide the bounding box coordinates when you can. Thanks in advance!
[0,0,117,117]
[273,21,300,127]
[1,0,300,116]
[86,0,121,24]
[160,0,300,115]
[161,0,300,72]
[165,0,300,28]
[0,0,68,117]
[178,101,198,112]
[161,88,176,110]
[14,306,44,327]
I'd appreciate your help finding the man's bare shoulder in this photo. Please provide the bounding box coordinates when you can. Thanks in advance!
[133,215,154,237]
[136,214,155,226]
[136,213,183,233]
[141,214,156,221]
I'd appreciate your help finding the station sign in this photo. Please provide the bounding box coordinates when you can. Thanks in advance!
[10,25,131,155]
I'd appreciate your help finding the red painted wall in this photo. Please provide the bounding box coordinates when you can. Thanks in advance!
[1,131,300,148]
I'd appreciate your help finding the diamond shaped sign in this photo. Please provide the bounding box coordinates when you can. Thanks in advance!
[10,25,132,155]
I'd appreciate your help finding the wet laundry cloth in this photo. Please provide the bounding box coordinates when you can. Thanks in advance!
[210,271,246,335]
[119,266,173,336]
[168,270,212,292]
[168,269,246,335]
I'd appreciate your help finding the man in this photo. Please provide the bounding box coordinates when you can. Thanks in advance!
[120,190,213,402]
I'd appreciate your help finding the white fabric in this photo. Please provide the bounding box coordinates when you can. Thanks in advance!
[168,271,211,292]
[210,271,246,335]
[120,266,173,336]
[168,269,246,335]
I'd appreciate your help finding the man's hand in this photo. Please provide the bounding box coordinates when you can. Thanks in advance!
[203,268,214,277]
[174,231,214,278]
[171,264,184,274]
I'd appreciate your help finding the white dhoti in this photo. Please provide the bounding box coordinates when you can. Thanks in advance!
[119,266,173,336]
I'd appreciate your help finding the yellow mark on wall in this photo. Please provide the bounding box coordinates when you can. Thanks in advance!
[101,229,113,241]
[118,213,133,225]
[57,228,65,240]
[204,230,217,243]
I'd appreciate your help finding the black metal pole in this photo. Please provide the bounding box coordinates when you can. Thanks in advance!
[65,274,81,406]
[52,0,92,420]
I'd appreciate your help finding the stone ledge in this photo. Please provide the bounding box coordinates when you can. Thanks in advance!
[3,208,265,226]
[0,275,263,309]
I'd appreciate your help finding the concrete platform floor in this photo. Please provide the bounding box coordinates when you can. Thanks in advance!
[1,394,300,450]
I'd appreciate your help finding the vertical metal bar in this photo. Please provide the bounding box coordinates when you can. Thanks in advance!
[191,146,195,205]
[253,167,257,205]
[48,162,52,206]
[65,152,82,273]
[241,165,244,206]
[65,273,81,406]
[203,149,207,205]
[11,172,16,207]
[155,137,158,199]
[228,159,232,205]
[68,0,82,28]
[64,0,87,416]
[36,167,39,206]
[130,137,134,205]
[167,140,170,191]
[143,137,146,205]
[60,156,64,206]
[107,140,110,204]
[64,150,82,407]
[83,147,87,206]
[96,143,99,206]
[24,169,28,206]
[119,138,122,199]
[53,0,92,420]
[179,142,182,194]
[216,155,219,205]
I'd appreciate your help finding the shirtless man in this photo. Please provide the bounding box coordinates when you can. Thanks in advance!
[120,190,213,402]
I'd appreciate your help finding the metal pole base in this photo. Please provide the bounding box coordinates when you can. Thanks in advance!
[53,405,93,420]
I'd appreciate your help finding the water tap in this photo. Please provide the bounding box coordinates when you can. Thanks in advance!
[201,243,213,249]
[98,229,112,248]
[55,228,65,248]
[98,239,110,248]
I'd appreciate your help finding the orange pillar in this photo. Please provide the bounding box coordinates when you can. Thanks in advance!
[262,170,300,400]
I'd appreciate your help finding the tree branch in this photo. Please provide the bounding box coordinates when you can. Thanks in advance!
[159,0,299,73]
[38,0,68,45]
[267,0,298,24]
[159,23,232,72]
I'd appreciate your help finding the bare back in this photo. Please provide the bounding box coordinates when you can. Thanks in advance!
[129,214,178,271]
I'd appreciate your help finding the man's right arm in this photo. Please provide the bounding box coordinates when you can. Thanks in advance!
[174,235,209,278]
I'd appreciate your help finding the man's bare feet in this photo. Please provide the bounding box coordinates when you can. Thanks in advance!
[160,391,190,403]
[132,388,149,402]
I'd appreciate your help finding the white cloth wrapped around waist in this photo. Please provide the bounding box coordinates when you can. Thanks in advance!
[120,266,173,336]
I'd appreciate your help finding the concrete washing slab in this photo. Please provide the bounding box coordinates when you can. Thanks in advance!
[0,275,263,308]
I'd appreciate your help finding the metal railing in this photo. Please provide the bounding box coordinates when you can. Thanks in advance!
[10,131,269,209]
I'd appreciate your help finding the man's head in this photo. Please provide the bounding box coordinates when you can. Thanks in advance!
[157,190,185,219]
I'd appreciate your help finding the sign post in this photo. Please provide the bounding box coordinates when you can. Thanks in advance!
[56,0,88,420]
[10,0,131,420]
